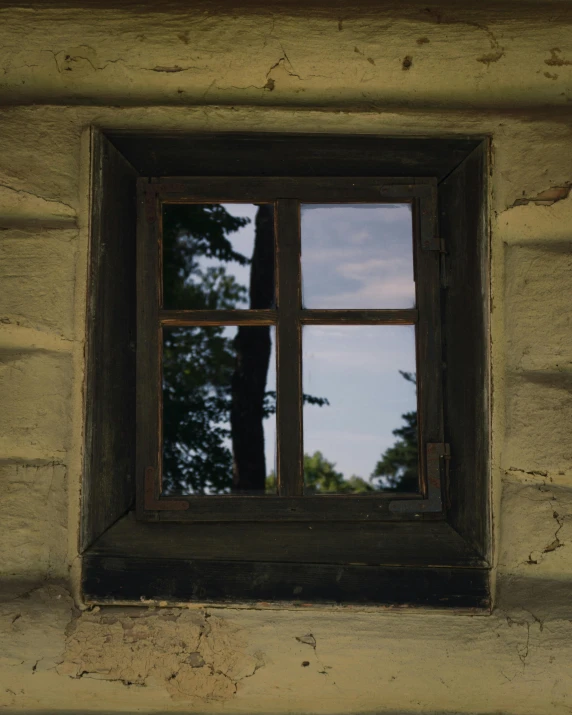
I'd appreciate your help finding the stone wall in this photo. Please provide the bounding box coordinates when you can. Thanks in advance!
[1,2,572,712]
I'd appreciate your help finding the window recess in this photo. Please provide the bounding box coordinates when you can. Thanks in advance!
[82,131,490,607]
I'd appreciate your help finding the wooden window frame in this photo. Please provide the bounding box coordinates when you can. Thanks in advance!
[138,178,443,521]
[82,130,490,608]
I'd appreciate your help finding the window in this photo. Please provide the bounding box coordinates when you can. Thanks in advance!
[82,131,490,607]
[138,178,444,519]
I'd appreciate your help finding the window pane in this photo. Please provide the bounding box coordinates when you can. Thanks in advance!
[162,203,275,310]
[302,325,418,494]
[301,204,414,309]
[162,325,276,495]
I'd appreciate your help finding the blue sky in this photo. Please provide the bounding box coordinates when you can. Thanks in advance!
[194,203,418,483]
[301,203,415,309]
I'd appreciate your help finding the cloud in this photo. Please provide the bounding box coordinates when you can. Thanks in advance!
[302,203,411,223]
[301,206,415,309]
[303,326,417,373]
[315,276,415,309]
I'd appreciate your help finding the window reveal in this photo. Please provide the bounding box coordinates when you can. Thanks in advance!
[82,131,489,607]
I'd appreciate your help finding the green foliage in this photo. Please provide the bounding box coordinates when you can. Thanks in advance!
[161,204,418,496]
[162,204,250,310]
[305,451,374,493]
[162,204,331,495]
[371,371,419,492]
[262,391,330,421]
[163,326,234,494]
[162,205,250,494]
[266,452,374,494]
[371,410,418,491]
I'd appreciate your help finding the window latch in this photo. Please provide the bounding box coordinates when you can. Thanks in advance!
[389,443,450,514]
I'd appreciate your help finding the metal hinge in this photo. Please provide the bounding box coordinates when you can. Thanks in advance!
[389,443,450,514]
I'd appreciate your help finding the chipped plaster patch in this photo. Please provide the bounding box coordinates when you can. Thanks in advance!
[59,609,264,701]
[510,185,571,208]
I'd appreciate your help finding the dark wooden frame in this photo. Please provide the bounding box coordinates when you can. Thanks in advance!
[82,130,490,608]
[137,177,443,521]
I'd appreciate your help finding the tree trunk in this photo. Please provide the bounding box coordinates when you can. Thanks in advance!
[231,205,274,492]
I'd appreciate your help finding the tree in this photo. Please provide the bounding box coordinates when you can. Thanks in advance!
[371,371,418,492]
[162,204,250,494]
[305,451,374,493]
[267,452,374,494]
[230,206,274,492]
[161,203,330,495]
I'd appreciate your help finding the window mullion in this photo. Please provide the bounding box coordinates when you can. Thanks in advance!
[275,199,303,497]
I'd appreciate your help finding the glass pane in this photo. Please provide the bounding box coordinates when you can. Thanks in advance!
[302,325,418,493]
[162,325,276,495]
[162,203,275,310]
[301,203,414,309]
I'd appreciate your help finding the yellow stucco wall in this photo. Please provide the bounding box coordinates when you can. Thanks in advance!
[1,2,572,712]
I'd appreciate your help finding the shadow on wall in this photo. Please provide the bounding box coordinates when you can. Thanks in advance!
[0,711,530,715]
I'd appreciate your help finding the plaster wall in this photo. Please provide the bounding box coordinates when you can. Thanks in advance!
[1,2,572,713]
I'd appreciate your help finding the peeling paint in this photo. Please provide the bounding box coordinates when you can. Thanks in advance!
[509,185,571,207]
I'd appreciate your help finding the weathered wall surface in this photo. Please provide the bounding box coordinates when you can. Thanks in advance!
[1,2,571,713]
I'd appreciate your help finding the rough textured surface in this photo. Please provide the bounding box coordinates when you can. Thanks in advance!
[0,1,572,712]
[1,586,572,713]
[0,462,67,581]
[0,350,73,461]
[58,608,263,701]
[0,1,570,110]
[0,228,78,338]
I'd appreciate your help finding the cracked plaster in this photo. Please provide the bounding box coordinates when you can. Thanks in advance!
[58,608,264,701]
[0,3,570,107]
[2,586,572,712]
[0,2,572,713]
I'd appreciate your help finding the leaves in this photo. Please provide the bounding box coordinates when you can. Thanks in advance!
[304,452,374,494]
[371,409,419,492]
[162,204,250,494]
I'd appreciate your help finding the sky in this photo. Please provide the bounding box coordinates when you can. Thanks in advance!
[189,202,418,483]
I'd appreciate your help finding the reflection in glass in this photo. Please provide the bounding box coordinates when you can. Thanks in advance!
[301,204,415,309]
[162,326,276,495]
[302,325,418,493]
[162,203,275,310]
